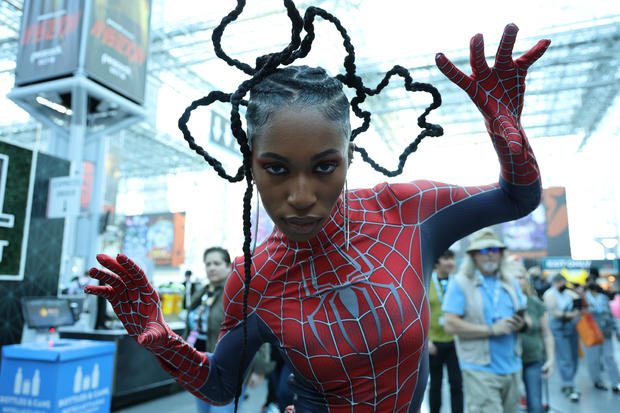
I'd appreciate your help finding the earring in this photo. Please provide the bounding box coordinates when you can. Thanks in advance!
[344,179,350,251]
[252,182,260,253]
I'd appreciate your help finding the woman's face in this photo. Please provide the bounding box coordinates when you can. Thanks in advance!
[251,106,351,242]
[204,252,230,286]
[515,272,529,294]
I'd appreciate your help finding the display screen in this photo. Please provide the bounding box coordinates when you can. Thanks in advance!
[21,297,76,329]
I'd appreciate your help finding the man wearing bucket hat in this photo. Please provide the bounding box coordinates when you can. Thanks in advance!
[442,228,528,413]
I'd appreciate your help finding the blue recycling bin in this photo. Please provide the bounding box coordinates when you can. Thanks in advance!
[0,339,116,413]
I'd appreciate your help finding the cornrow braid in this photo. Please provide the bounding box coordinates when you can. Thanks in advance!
[176,1,444,411]
[246,65,351,142]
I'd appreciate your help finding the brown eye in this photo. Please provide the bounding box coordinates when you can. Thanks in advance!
[265,164,287,175]
[314,162,337,174]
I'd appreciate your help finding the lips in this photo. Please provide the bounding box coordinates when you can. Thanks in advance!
[283,216,321,235]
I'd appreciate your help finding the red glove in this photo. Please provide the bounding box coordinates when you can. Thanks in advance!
[436,23,550,185]
[85,254,211,401]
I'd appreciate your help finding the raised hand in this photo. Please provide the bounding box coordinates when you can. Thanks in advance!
[85,254,170,349]
[435,24,550,154]
[85,254,211,400]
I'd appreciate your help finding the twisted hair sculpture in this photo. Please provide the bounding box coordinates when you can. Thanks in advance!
[177,1,443,409]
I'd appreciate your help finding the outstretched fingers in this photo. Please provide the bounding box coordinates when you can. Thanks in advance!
[88,267,124,292]
[116,254,152,290]
[435,53,473,94]
[494,23,519,70]
[84,284,115,300]
[96,253,138,291]
[515,38,551,71]
[469,33,489,77]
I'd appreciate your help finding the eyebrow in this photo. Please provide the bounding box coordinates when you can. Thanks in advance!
[258,149,341,163]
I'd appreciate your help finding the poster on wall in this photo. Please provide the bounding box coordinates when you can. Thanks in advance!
[497,187,571,258]
[84,0,152,103]
[451,187,571,260]
[122,212,185,267]
[0,142,36,281]
[15,0,85,86]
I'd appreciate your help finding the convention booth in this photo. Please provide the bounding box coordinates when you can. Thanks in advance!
[0,297,116,413]
[58,323,186,410]
[0,296,186,411]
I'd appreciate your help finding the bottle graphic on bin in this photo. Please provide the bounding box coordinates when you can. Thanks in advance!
[13,368,41,396]
[32,370,40,396]
[72,363,100,393]
[92,363,100,388]
[73,366,82,393]
[13,367,22,395]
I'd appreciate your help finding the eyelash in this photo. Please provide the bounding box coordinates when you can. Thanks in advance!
[264,164,287,175]
[263,161,339,176]
[314,162,338,174]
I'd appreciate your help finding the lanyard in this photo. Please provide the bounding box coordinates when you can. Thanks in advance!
[432,272,446,304]
[587,291,604,314]
[553,289,573,311]
[479,273,502,320]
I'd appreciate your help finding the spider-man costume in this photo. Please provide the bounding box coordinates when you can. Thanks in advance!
[86,24,550,413]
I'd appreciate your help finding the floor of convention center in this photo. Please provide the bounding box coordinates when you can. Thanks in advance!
[116,337,620,413]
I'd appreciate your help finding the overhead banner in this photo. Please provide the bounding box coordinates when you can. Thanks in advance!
[0,142,36,281]
[542,258,618,286]
[84,0,152,103]
[15,0,85,86]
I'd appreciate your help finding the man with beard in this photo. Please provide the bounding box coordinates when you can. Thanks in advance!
[442,229,528,413]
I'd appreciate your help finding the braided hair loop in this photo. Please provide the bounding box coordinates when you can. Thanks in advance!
[176,1,444,410]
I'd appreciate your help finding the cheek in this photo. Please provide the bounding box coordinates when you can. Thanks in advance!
[323,168,347,200]
[254,180,283,219]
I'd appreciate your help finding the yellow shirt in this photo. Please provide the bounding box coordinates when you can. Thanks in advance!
[428,273,454,343]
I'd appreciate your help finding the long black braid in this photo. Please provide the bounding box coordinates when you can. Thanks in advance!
[176,1,444,410]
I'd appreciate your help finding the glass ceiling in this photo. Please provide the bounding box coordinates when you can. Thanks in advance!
[0,0,619,259]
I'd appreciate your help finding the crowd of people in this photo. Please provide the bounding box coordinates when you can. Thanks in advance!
[434,231,620,413]
[177,226,620,413]
[83,2,619,412]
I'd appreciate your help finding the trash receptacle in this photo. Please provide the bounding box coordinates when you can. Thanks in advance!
[0,339,116,413]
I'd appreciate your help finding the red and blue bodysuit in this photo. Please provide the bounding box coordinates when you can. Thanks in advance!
[86,23,549,413]
[208,155,540,412]
[109,142,540,412]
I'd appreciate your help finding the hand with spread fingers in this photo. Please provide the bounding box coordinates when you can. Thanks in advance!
[435,24,550,185]
[86,253,169,347]
[85,254,211,401]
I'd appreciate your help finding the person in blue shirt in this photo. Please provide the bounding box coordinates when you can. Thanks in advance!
[542,273,582,402]
[442,229,528,413]
[583,275,620,393]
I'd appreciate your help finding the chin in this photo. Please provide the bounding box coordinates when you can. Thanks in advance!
[284,231,319,242]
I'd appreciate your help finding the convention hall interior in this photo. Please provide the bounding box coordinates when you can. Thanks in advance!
[0,1,619,412]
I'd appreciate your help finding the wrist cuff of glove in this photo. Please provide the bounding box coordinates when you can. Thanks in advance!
[149,331,211,397]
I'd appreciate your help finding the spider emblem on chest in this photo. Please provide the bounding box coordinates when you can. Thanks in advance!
[302,244,405,355]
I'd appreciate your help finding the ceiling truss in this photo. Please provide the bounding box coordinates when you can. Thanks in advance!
[1,0,618,178]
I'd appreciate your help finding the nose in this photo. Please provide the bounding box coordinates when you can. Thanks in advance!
[286,174,317,211]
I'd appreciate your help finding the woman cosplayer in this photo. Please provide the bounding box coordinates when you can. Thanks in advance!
[85,1,550,412]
